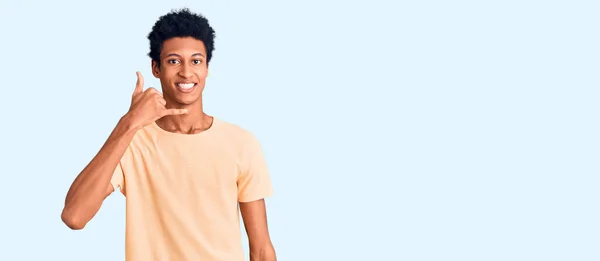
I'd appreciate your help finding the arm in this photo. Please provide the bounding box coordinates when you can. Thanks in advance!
[240,199,276,261]
[61,72,187,230]
[61,115,138,230]
[237,131,276,260]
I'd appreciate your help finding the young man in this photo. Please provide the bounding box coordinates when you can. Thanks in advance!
[61,8,276,261]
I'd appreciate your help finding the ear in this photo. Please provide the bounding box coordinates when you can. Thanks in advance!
[151,60,160,78]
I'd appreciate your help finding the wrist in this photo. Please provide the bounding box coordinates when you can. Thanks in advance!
[119,113,142,133]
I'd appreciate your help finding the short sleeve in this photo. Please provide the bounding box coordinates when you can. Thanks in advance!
[110,162,126,195]
[110,143,133,195]
[237,134,273,202]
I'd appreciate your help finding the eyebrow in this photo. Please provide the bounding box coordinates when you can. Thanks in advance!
[165,53,205,58]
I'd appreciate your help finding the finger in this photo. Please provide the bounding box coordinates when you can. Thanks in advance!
[162,108,189,116]
[134,72,144,95]
[157,97,166,106]
[145,87,160,95]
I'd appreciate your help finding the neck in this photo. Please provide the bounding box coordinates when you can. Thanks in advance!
[155,97,214,134]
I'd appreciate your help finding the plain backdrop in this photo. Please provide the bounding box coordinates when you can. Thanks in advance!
[0,0,598,260]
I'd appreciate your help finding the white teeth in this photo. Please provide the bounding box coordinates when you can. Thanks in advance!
[178,83,195,89]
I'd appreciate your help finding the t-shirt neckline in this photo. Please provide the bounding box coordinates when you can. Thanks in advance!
[151,117,218,137]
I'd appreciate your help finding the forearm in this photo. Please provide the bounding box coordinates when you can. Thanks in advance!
[61,115,138,229]
[240,199,276,261]
[249,243,277,261]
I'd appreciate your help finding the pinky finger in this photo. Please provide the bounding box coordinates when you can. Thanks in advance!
[163,108,189,116]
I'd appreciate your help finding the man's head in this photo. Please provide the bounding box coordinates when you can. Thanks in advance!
[147,8,216,106]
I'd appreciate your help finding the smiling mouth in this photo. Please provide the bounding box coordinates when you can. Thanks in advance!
[177,82,196,89]
[176,82,197,93]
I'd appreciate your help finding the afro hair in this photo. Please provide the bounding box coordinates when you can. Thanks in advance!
[147,8,216,67]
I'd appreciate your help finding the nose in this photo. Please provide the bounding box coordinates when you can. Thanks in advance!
[178,64,193,78]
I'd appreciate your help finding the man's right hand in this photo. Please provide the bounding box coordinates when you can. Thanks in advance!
[125,72,188,130]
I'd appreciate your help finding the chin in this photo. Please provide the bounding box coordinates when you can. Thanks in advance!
[173,95,200,106]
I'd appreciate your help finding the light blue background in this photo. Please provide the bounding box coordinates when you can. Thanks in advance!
[0,0,598,260]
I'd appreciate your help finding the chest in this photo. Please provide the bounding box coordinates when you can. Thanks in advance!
[125,140,241,196]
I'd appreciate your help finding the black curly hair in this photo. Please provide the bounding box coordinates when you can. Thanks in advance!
[147,8,216,67]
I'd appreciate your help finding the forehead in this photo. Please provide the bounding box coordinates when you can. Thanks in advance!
[160,37,206,57]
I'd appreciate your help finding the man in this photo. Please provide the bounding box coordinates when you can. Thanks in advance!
[61,8,276,261]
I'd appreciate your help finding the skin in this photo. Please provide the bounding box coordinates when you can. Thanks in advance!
[61,36,276,260]
[151,36,212,134]
[240,199,277,261]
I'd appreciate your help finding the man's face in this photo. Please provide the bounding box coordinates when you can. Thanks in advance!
[152,36,209,106]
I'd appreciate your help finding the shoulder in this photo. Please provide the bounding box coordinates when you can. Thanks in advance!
[213,117,259,144]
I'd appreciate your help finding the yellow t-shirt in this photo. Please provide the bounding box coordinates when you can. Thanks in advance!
[110,117,273,261]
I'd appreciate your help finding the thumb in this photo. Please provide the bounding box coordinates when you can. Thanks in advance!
[133,71,144,95]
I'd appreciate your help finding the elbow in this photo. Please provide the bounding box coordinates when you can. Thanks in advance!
[61,208,87,230]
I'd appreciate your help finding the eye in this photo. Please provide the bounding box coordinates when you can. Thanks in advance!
[192,59,203,65]
[168,59,180,64]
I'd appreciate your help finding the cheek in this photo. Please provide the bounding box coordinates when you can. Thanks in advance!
[197,69,208,79]
[158,68,175,78]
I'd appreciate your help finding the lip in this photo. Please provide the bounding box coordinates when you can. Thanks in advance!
[176,82,197,93]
